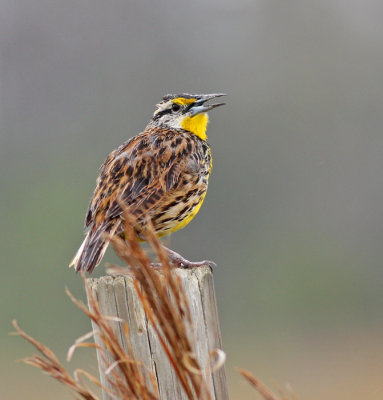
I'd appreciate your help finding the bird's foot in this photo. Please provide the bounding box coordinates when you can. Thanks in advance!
[154,246,216,269]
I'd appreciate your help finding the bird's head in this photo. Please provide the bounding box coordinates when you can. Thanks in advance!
[150,93,226,141]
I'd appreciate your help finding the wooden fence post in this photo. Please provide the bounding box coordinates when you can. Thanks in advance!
[86,266,229,400]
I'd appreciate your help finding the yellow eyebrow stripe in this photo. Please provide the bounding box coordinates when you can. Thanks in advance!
[172,97,197,105]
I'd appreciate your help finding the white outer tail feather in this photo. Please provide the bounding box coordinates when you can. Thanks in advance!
[69,221,120,273]
[69,234,88,269]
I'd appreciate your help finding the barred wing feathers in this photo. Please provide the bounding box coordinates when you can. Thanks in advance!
[70,129,202,273]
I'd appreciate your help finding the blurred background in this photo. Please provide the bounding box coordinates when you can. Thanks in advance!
[1,0,383,398]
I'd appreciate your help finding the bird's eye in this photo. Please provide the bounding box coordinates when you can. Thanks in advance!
[172,103,181,112]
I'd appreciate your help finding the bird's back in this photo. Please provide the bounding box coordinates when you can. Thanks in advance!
[87,126,212,238]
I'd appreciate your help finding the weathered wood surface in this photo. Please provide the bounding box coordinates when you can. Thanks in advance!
[87,266,229,400]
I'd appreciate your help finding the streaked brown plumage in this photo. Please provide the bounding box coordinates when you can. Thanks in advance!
[70,93,225,273]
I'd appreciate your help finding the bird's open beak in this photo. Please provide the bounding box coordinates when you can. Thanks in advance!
[188,93,226,116]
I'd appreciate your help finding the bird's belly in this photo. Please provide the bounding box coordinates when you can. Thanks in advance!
[152,188,207,237]
[162,193,206,235]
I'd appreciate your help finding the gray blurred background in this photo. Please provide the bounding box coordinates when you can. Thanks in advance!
[1,1,383,399]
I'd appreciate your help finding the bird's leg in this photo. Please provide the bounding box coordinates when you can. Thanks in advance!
[154,245,216,268]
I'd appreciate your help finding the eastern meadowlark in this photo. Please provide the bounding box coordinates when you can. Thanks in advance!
[70,93,225,273]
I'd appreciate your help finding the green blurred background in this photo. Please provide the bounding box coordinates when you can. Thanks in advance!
[2,1,383,399]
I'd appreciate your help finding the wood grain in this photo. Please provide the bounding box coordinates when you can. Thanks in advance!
[87,266,229,400]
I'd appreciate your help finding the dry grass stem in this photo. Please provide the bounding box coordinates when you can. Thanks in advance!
[67,282,159,400]
[12,208,221,399]
[238,368,298,400]
[11,320,100,400]
[13,205,293,400]
[106,210,215,399]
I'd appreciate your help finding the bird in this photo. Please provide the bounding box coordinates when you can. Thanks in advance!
[70,93,226,273]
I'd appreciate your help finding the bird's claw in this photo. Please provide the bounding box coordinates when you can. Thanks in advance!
[150,259,216,269]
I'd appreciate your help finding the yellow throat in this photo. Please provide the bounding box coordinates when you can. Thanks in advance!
[181,113,209,141]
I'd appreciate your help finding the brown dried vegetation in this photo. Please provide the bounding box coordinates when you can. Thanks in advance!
[12,209,297,399]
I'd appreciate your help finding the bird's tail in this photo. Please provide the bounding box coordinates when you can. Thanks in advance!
[69,222,120,274]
